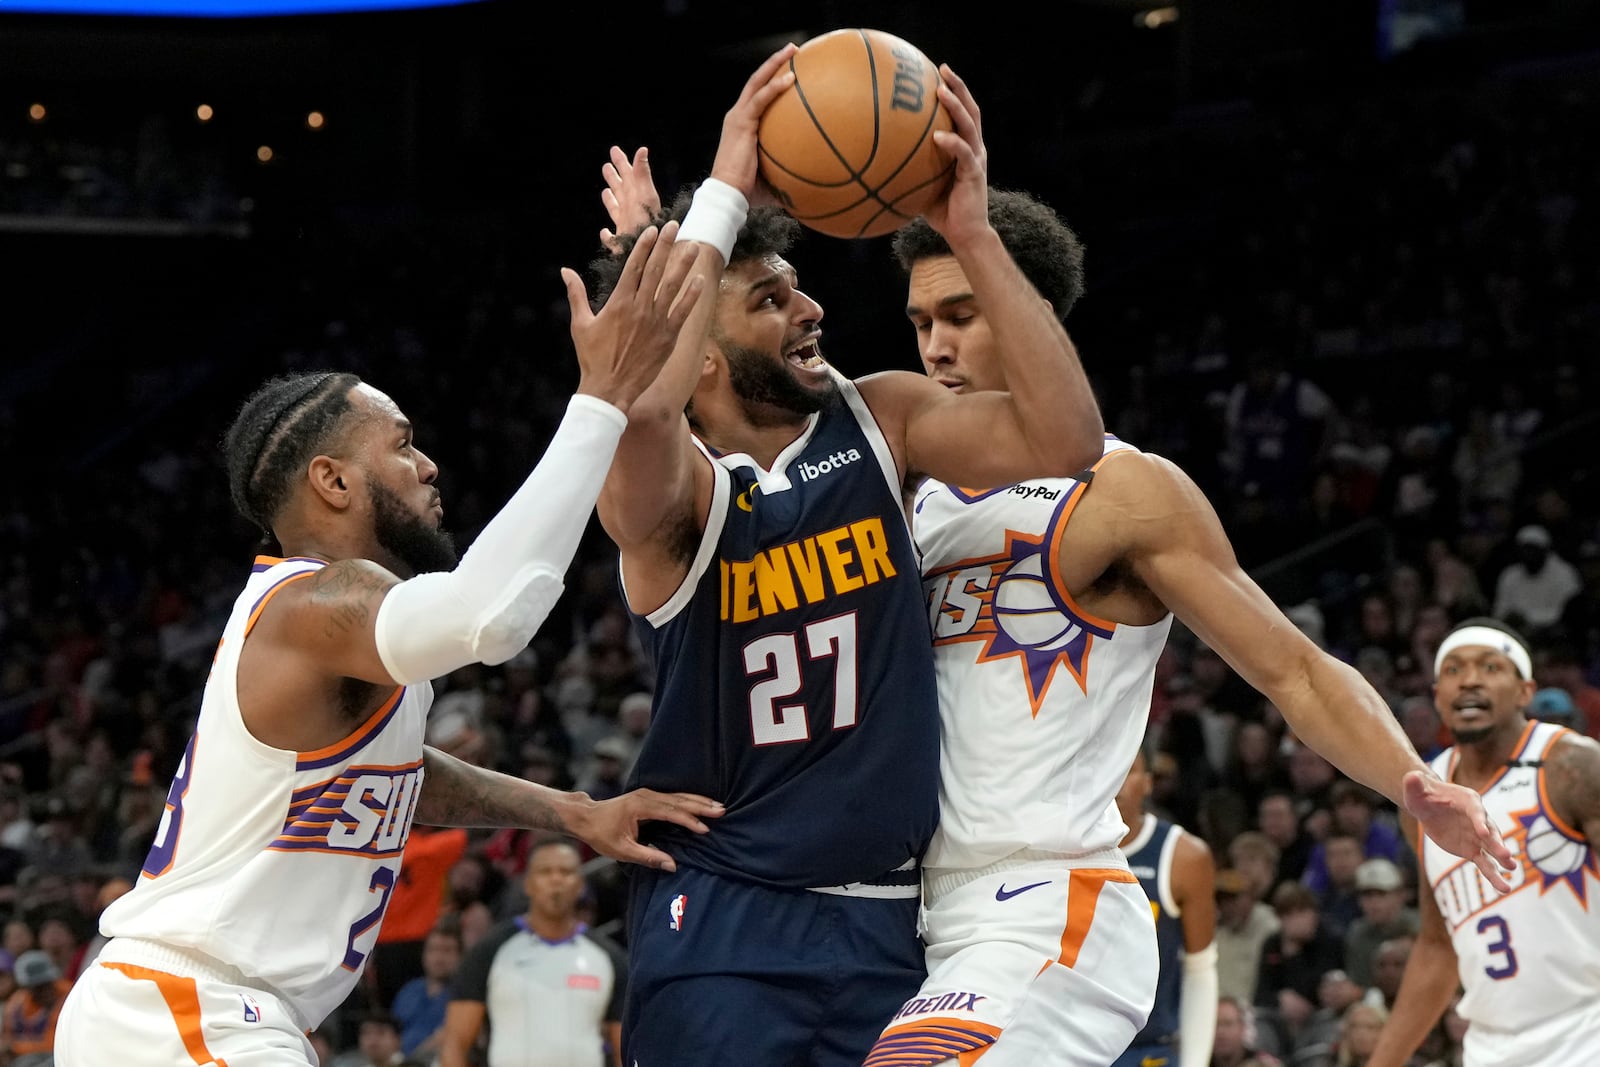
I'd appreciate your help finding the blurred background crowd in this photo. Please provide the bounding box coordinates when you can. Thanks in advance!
[2,0,1598,1064]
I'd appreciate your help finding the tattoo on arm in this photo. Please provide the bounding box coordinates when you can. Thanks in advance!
[1547,736,1600,838]
[416,747,569,831]
[308,562,389,640]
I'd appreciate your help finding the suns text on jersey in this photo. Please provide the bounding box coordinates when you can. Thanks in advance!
[719,517,897,623]
[269,762,424,857]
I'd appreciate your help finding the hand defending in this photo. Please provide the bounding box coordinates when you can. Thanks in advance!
[563,221,704,413]
[918,64,990,245]
[569,788,725,871]
[1403,770,1517,893]
[600,145,663,254]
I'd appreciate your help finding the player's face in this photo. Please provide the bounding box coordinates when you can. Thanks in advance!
[524,843,584,920]
[905,255,1004,394]
[715,254,836,420]
[1432,643,1535,745]
[349,385,457,576]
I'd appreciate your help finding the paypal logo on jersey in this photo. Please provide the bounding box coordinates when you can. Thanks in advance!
[668,893,687,931]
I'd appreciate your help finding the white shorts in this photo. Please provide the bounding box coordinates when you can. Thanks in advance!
[867,850,1158,1067]
[55,940,316,1067]
[1464,997,1600,1066]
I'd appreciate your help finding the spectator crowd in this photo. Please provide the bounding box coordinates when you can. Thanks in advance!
[2,19,1597,1067]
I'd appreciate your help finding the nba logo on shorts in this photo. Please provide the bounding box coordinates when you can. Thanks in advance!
[668,893,687,931]
[241,993,261,1023]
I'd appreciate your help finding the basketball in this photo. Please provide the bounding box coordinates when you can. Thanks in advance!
[757,28,955,239]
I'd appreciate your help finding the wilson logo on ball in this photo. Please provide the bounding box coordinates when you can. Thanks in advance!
[757,28,954,240]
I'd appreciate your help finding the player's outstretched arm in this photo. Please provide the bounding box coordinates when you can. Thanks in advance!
[1110,450,1514,889]
[245,227,700,724]
[415,745,721,871]
[895,65,1103,480]
[1173,832,1219,1067]
[1367,814,1461,1067]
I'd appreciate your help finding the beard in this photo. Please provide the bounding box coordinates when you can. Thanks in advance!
[370,479,458,576]
[1448,723,1496,746]
[723,341,839,424]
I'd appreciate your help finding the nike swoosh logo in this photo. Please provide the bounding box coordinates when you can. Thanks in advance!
[995,879,1052,901]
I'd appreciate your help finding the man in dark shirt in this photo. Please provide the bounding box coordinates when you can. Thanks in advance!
[1254,882,1343,1044]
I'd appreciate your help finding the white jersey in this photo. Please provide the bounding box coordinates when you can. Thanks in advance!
[1423,720,1600,1040]
[99,556,433,1030]
[914,438,1172,870]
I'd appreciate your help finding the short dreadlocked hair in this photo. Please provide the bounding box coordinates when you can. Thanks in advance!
[586,180,802,309]
[891,188,1086,321]
[224,371,362,536]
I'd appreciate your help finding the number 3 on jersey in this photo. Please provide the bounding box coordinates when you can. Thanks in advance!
[744,613,859,745]
[1478,915,1518,979]
[141,734,199,878]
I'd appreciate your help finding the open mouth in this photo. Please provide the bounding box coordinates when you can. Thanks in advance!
[785,336,825,370]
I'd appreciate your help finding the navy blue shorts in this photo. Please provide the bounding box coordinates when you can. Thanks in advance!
[623,865,925,1067]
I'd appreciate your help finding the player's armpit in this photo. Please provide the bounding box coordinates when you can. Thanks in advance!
[1544,733,1600,844]
[249,558,401,687]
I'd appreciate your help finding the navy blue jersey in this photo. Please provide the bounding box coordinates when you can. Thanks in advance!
[1125,815,1185,1046]
[626,375,940,889]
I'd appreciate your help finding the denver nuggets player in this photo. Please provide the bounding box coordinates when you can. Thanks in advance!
[1114,746,1218,1067]
[53,225,724,1066]
[864,192,1515,1067]
[586,52,1106,1067]
[1368,618,1600,1066]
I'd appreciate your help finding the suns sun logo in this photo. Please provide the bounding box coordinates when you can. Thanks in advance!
[924,530,1113,716]
[1510,802,1599,904]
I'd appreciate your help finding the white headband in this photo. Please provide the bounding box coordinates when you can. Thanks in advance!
[1433,626,1532,680]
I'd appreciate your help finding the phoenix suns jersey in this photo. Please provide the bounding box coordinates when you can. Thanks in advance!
[626,372,939,889]
[1423,719,1600,1033]
[99,556,432,1029]
[914,437,1172,870]
[1124,815,1186,1047]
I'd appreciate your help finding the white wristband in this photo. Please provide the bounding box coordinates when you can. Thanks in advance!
[677,178,748,263]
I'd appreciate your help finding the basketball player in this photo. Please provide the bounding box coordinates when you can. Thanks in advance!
[52,224,725,1066]
[1112,745,1218,1067]
[861,192,1516,1067]
[1368,617,1600,1066]
[587,47,1106,1067]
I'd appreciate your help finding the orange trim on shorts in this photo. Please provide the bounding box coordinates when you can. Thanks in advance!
[101,962,231,1067]
[1057,868,1139,968]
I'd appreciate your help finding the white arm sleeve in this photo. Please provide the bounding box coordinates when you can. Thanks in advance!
[373,394,627,685]
[1178,941,1219,1067]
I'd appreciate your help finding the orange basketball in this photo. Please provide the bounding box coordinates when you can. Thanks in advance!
[757,28,954,239]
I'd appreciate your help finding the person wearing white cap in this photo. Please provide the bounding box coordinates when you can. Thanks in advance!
[1343,859,1418,988]
[1491,524,1581,631]
[1369,616,1600,1066]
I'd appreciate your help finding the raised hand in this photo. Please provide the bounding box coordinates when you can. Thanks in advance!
[1403,770,1517,893]
[563,221,704,413]
[600,145,663,254]
[919,63,990,245]
[568,788,725,871]
[707,41,797,205]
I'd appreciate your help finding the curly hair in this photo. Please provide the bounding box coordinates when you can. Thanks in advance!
[890,188,1086,320]
[223,371,361,536]
[586,180,803,309]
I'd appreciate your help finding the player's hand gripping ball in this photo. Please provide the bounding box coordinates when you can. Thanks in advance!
[757,28,954,239]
